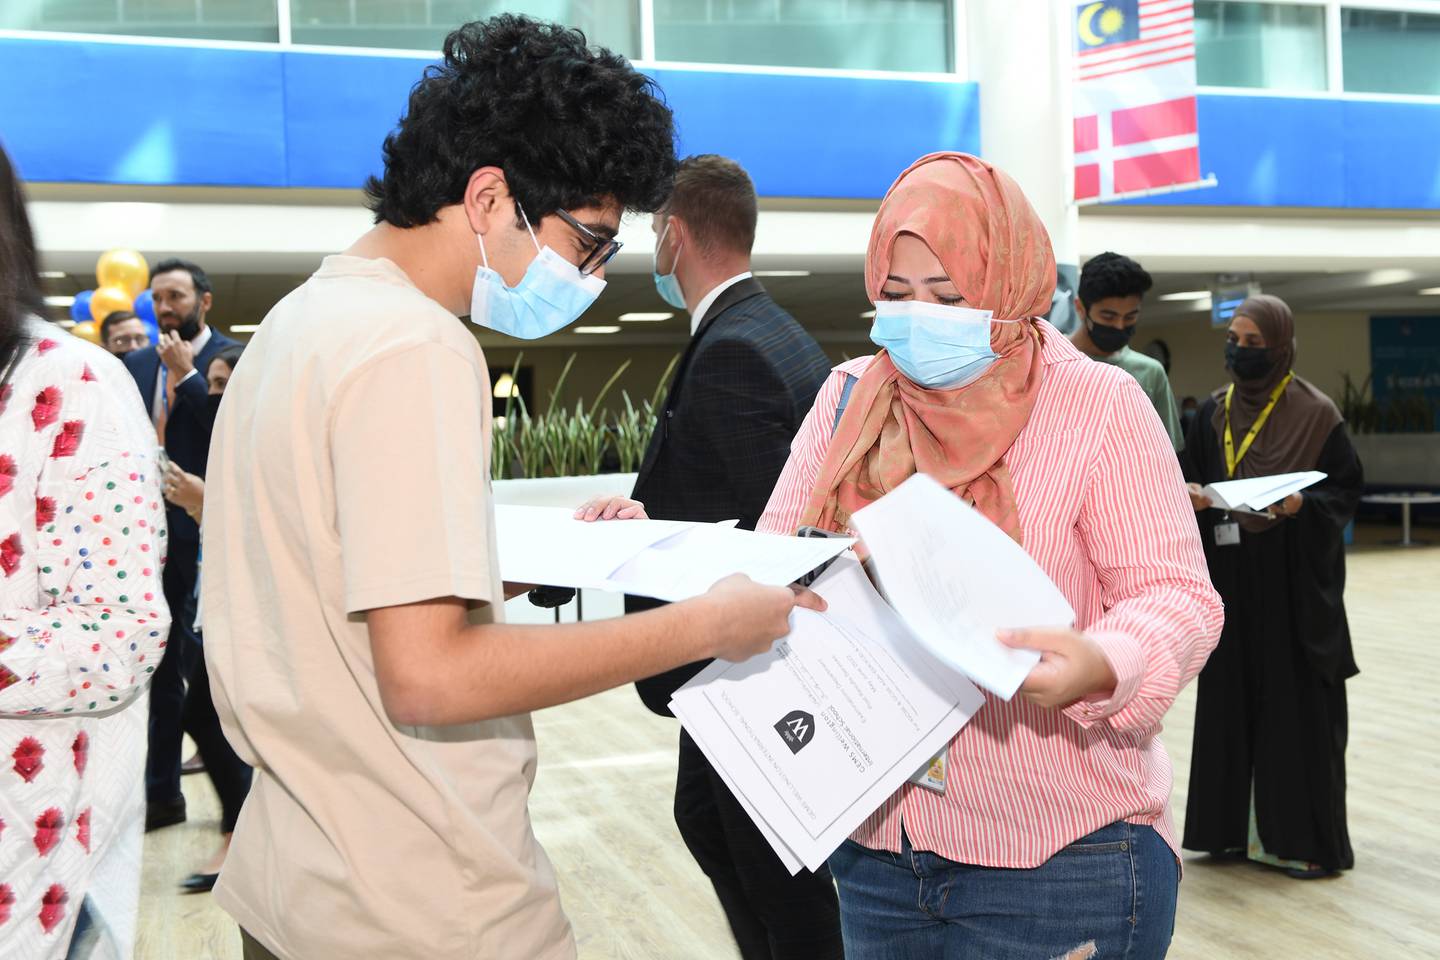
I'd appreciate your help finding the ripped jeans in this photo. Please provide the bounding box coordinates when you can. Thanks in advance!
[829,821,1178,960]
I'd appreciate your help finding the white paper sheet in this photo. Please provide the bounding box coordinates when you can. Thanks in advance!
[848,473,1075,700]
[601,525,854,602]
[495,507,851,600]
[1202,470,1326,513]
[495,505,693,587]
[671,559,983,873]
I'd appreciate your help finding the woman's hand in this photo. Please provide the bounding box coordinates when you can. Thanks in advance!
[1185,483,1212,513]
[574,496,647,522]
[1271,492,1304,518]
[163,462,205,515]
[1000,628,1117,710]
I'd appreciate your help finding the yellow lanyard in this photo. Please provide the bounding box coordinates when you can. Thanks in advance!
[1223,372,1292,478]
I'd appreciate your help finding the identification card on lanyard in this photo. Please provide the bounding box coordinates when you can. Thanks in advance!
[908,748,947,794]
[1214,521,1241,546]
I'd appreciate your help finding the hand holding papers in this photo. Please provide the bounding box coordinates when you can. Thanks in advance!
[670,559,984,873]
[494,505,853,602]
[1200,471,1326,516]
[849,473,1075,700]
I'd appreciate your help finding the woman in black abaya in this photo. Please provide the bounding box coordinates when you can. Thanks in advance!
[1180,294,1362,878]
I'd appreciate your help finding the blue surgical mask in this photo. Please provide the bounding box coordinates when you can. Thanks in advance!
[869,300,1000,390]
[652,221,686,310]
[469,206,605,340]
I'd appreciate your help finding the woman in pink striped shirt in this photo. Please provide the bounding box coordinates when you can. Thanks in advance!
[758,152,1223,959]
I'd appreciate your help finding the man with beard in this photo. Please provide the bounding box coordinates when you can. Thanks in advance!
[124,258,239,831]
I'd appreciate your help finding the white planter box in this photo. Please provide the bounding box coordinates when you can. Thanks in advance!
[492,473,639,508]
[494,473,638,624]
[1351,434,1440,488]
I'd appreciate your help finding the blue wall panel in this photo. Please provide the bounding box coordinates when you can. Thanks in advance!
[3,36,1437,208]
[1341,101,1440,210]
[651,68,981,200]
[0,37,979,198]
[280,51,426,190]
[0,39,287,187]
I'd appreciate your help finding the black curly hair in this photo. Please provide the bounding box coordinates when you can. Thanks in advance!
[1078,251,1153,310]
[364,15,677,229]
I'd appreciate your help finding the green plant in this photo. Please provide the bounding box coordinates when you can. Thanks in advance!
[1339,372,1437,434]
[491,352,680,479]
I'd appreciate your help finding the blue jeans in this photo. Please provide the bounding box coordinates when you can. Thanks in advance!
[829,821,1178,960]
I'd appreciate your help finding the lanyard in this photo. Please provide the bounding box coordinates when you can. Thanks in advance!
[1223,372,1292,478]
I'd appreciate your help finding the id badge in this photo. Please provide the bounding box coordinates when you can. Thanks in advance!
[908,749,947,794]
[1214,521,1241,546]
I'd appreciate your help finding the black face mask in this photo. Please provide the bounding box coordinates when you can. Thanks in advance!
[1225,341,1275,381]
[1087,318,1136,354]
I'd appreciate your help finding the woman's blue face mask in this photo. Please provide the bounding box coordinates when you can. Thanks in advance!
[868,300,1002,389]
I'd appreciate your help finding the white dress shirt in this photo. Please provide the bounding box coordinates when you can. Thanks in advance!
[152,323,212,424]
[689,272,753,336]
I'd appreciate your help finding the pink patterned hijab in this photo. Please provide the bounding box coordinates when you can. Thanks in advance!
[798,153,1056,542]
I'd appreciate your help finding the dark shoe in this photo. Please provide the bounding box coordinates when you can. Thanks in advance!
[1206,848,1247,862]
[181,753,206,776]
[180,872,219,894]
[1285,864,1341,880]
[145,796,187,832]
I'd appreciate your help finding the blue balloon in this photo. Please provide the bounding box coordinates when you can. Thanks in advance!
[71,290,94,323]
[133,288,157,325]
[141,317,160,346]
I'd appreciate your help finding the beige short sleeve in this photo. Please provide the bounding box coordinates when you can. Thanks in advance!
[331,343,495,614]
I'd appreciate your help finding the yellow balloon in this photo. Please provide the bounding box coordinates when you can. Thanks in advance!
[71,322,102,345]
[89,284,135,324]
[96,249,150,298]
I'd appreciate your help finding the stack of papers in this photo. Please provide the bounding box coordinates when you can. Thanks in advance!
[672,474,1074,872]
[671,558,984,873]
[1201,470,1326,516]
[499,475,1078,873]
[494,505,853,602]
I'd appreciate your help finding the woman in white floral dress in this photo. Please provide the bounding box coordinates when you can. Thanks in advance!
[0,145,170,959]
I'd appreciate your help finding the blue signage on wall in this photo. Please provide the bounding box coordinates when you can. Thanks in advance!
[1370,316,1440,431]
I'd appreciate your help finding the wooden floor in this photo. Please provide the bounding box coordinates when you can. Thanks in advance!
[137,527,1440,959]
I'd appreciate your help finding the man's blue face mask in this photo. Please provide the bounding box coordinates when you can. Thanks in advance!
[652,220,686,311]
[468,205,606,340]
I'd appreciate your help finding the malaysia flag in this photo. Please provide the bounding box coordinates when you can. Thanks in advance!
[1073,0,1208,203]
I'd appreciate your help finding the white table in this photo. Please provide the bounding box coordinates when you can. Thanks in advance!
[1362,492,1440,546]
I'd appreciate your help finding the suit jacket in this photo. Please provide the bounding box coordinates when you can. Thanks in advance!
[124,327,239,547]
[628,278,832,715]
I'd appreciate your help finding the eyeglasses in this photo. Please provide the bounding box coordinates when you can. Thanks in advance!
[109,334,151,350]
[554,208,622,277]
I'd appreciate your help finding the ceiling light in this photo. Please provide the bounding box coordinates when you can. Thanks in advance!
[44,295,76,308]
[618,312,674,322]
[492,372,520,399]
[859,309,876,319]
[1159,290,1210,302]
[1367,269,1418,287]
[574,325,621,334]
[1420,287,1440,296]
[39,271,67,280]
[229,324,261,334]
[753,270,812,278]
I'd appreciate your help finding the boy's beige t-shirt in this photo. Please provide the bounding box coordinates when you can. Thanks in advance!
[202,256,575,959]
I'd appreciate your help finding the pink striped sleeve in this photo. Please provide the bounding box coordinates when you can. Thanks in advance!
[757,366,853,535]
[1064,374,1224,733]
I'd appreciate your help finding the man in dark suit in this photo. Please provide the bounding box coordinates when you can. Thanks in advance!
[630,155,840,960]
[124,258,239,831]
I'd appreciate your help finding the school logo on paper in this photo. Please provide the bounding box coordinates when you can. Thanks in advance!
[774,710,815,755]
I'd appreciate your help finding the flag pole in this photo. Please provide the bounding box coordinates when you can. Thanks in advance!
[1075,174,1219,207]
